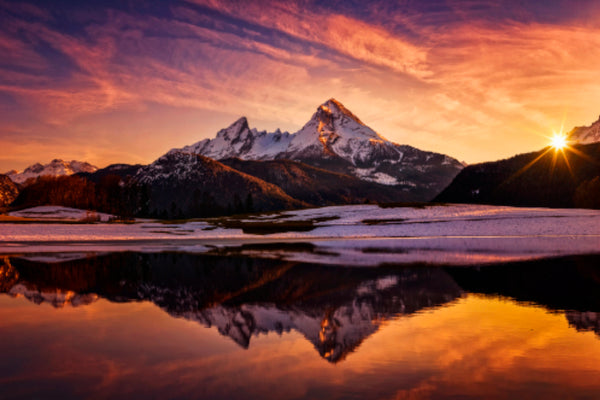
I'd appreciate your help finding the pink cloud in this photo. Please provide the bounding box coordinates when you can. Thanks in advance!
[2,0,600,170]
[185,0,430,77]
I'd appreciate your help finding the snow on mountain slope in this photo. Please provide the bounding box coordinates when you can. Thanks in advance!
[173,99,403,166]
[171,117,293,160]
[569,115,600,144]
[285,99,400,164]
[170,99,463,199]
[6,159,97,185]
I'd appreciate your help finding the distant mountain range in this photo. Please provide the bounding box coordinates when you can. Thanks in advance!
[7,99,467,217]
[5,159,97,185]
[4,103,600,215]
[116,99,464,216]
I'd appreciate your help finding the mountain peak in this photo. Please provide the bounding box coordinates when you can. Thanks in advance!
[168,100,464,197]
[319,98,364,125]
[216,117,250,140]
[232,116,249,128]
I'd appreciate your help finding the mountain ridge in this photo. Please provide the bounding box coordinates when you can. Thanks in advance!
[170,98,464,200]
[6,159,97,185]
[569,115,600,144]
[132,152,307,217]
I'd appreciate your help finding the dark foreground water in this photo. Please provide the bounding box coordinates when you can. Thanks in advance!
[2,252,600,399]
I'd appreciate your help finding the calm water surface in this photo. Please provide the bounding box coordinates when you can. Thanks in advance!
[1,253,600,399]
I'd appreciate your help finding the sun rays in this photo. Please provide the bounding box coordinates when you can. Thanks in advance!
[550,133,568,150]
[504,129,579,184]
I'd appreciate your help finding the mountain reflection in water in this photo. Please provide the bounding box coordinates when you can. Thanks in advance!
[1,253,600,399]
[1,253,463,362]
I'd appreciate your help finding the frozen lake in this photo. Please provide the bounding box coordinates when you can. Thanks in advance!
[2,204,600,399]
[2,204,600,265]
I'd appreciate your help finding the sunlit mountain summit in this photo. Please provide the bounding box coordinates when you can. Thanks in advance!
[170,99,464,200]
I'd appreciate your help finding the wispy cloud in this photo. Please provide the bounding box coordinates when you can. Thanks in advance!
[1,0,600,170]
[185,0,431,77]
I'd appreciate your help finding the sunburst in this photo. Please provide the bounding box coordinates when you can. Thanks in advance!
[504,128,578,183]
[550,133,568,150]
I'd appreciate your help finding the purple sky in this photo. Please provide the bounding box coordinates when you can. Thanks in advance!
[1,0,600,171]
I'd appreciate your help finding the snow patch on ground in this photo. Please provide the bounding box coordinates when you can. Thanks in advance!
[352,168,399,185]
[10,206,116,222]
[2,204,600,266]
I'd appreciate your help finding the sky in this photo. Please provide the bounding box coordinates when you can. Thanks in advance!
[1,0,600,171]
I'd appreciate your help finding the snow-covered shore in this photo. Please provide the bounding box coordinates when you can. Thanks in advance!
[2,204,599,266]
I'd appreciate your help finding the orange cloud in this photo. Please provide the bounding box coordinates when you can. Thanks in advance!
[2,1,600,170]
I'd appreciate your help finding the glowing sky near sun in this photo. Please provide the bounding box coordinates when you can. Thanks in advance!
[1,0,600,171]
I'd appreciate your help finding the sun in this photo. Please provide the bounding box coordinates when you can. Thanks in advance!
[550,133,568,150]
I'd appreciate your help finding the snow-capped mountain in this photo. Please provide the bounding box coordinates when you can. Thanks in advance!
[285,99,403,166]
[175,116,293,160]
[569,115,600,144]
[170,99,463,200]
[6,159,97,185]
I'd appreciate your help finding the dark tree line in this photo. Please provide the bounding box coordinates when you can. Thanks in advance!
[574,176,600,209]
[436,142,600,209]
[13,175,138,219]
[13,175,256,219]
[146,188,255,219]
